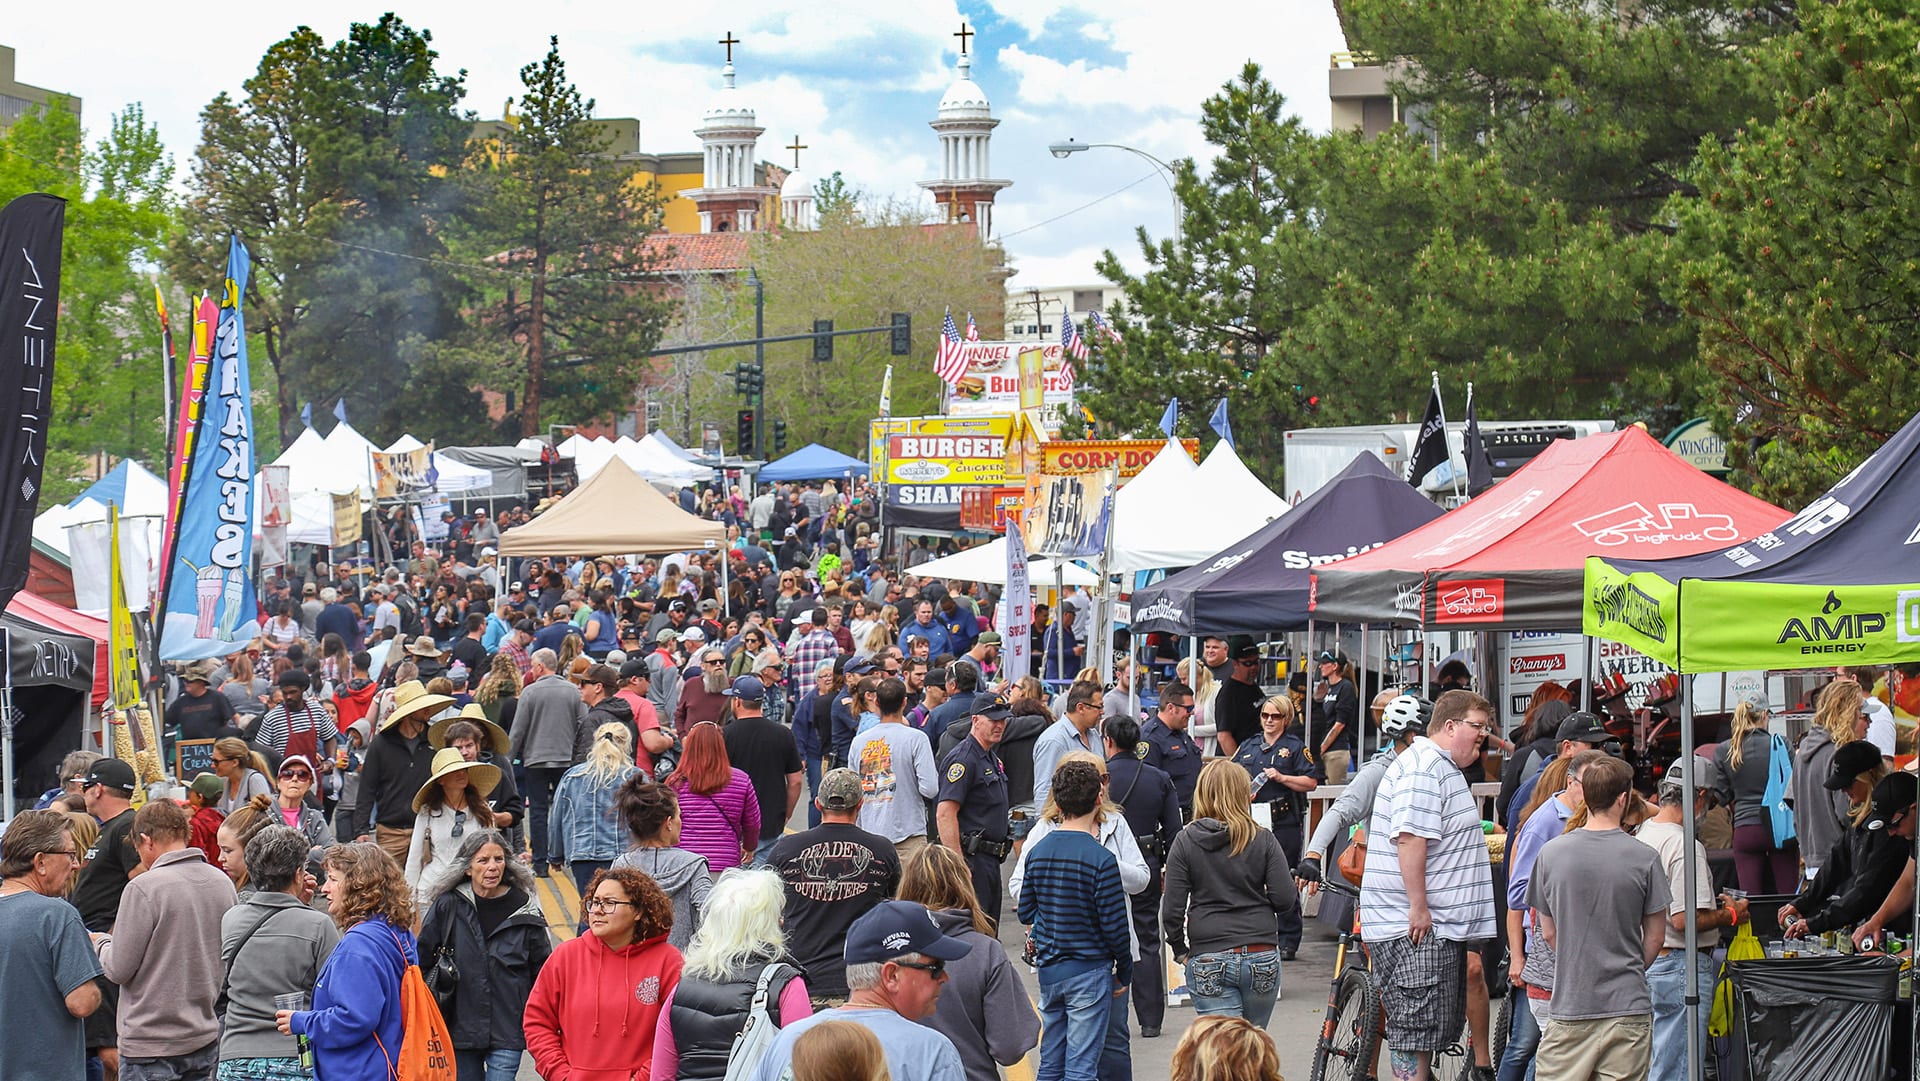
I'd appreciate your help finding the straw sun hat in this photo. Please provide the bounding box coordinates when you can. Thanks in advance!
[382,680,456,730]
[412,747,501,812]
[427,703,511,758]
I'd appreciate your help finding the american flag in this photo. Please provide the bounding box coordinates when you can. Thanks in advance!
[965,312,980,341]
[1060,315,1089,383]
[934,307,969,386]
[1086,309,1122,342]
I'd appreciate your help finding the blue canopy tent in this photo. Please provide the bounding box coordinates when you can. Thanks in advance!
[758,443,866,483]
[65,458,167,513]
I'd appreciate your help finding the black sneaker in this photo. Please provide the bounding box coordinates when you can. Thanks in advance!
[1140,1026,1161,1038]
[1281,947,1298,961]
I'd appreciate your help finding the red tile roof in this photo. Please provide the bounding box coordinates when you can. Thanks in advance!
[642,232,751,274]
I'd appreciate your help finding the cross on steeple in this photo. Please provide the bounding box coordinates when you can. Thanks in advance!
[786,135,808,169]
[718,30,740,63]
[954,21,973,56]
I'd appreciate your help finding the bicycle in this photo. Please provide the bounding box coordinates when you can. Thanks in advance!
[1308,879,1381,1081]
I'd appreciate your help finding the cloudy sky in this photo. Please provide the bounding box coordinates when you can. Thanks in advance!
[5,1,1347,287]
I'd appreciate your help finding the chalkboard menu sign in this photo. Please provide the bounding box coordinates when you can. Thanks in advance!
[175,739,217,781]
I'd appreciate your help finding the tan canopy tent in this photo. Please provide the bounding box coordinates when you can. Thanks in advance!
[497,458,724,556]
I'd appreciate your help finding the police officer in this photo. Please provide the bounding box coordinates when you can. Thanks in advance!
[1140,681,1203,818]
[936,690,1014,927]
[1232,693,1319,959]
[1103,715,1183,1038]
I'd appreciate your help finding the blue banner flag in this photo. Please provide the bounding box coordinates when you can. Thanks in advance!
[333,398,348,424]
[1158,398,1179,438]
[1209,399,1234,449]
[159,236,261,660]
[300,401,312,428]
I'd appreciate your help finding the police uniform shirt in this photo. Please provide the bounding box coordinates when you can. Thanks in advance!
[1232,732,1316,817]
[938,736,1011,842]
[1139,717,1202,811]
[1106,754,1182,860]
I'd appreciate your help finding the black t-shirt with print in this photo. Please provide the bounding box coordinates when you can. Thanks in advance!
[72,808,138,932]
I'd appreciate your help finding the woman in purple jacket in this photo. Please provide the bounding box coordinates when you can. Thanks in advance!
[278,843,416,1080]
[667,722,761,874]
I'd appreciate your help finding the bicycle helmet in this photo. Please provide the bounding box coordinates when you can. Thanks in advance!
[1378,693,1432,737]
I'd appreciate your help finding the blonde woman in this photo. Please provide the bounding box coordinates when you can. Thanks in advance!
[211,737,274,814]
[549,723,640,895]
[1161,758,1299,1027]
[1170,1015,1282,1081]
[1713,693,1796,894]
[1794,680,1867,878]
[1176,658,1220,749]
[652,868,812,1080]
[475,652,522,730]
[1008,750,1149,1070]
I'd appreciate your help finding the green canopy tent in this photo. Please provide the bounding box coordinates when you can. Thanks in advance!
[1582,408,1920,1081]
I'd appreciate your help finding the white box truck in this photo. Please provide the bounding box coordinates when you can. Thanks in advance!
[1280,419,1617,505]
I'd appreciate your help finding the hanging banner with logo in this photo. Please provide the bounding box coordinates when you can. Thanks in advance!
[1031,438,1201,483]
[0,193,63,615]
[330,492,363,547]
[159,236,262,661]
[941,340,1076,416]
[1021,468,1114,559]
[160,293,217,604]
[870,415,1011,512]
[421,493,451,542]
[108,506,163,789]
[1016,347,1046,412]
[372,443,438,498]
[259,464,290,569]
[1003,524,1033,681]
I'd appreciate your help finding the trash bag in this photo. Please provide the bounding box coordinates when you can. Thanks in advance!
[1730,954,1900,1081]
[1709,921,1764,1038]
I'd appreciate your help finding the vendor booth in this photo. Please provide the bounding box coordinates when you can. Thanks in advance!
[1,591,105,810]
[498,457,724,556]
[901,534,1099,587]
[758,443,866,483]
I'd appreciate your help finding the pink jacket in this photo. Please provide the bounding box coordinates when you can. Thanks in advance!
[673,770,761,874]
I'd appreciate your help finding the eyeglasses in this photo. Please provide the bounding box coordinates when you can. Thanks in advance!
[1164,701,1194,713]
[584,897,635,912]
[212,756,235,765]
[704,659,725,666]
[893,959,948,978]
[279,770,313,782]
[1452,720,1492,735]
[40,847,78,861]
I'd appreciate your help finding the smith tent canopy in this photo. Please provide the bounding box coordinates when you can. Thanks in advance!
[498,457,724,556]
[1109,439,1288,573]
[758,443,867,483]
[1310,426,1790,630]
[1585,408,1920,672]
[1130,452,1447,635]
[905,535,1099,587]
[643,431,704,463]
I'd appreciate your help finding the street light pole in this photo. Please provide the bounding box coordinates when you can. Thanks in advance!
[1049,138,1183,244]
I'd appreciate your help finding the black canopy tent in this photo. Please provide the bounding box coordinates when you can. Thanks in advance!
[1130,452,1447,635]
[1,607,97,809]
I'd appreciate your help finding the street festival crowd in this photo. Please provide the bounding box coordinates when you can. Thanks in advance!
[1,473,1916,1081]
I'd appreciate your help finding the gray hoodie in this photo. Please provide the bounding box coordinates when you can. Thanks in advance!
[218,890,343,1060]
[611,844,712,951]
[1160,817,1298,958]
[1791,726,1851,871]
[920,908,1041,1081]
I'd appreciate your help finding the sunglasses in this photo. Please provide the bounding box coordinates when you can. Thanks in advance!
[893,959,947,978]
[279,770,313,782]
[1260,711,1288,720]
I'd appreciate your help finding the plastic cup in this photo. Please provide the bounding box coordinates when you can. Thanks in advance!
[273,992,309,1013]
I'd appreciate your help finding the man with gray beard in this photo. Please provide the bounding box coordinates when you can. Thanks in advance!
[674,645,731,729]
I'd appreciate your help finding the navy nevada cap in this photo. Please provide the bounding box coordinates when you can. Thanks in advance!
[844,900,973,965]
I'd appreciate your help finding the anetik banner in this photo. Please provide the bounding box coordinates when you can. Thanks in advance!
[0,194,64,614]
[159,236,261,660]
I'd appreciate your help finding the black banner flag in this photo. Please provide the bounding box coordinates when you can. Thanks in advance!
[1406,376,1448,487]
[0,194,65,613]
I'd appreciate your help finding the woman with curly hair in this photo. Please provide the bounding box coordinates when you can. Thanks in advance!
[278,843,418,1081]
[475,651,522,731]
[1169,1015,1282,1081]
[524,866,683,1080]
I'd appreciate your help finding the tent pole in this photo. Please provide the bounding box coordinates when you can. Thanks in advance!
[1586,634,1598,712]
[1305,616,1315,766]
[1360,624,1372,754]
[1680,673,1701,1081]
[1055,566,1066,681]
[0,627,12,824]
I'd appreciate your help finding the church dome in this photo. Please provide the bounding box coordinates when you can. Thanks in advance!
[937,54,992,120]
[702,64,757,127]
[780,168,811,197]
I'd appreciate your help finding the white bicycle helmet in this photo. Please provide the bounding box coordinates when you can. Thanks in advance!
[1379,694,1432,737]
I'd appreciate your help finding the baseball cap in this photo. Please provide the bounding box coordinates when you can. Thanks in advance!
[975,631,1002,646]
[479,546,497,557]
[656,628,680,645]
[818,768,864,811]
[844,656,878,676]
[510,581,525,593]
[278,755,317,778]
[1658,755,1732,807]
[1316,649,1345,666]
[682,627,707,643]
[1865,772,1916,831]
[844,900,974,965]
[724,675,766,701]
[187,772,225,802]
[619,657,652,680]
[698,598,719,613]
[83,758,137,794]
[1555,711,1613,744]
[1825,740,1886,790]
[669,599,691,614]
[302,582,317,595]
[968,691,1013,721]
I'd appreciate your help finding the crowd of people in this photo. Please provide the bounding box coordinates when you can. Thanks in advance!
[5,469,1916,1081]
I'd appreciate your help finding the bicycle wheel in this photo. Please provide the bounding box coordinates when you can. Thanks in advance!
[1492,990,1512,1069]
[1310,967,1382,1081]
[1428,1017,1473,1081]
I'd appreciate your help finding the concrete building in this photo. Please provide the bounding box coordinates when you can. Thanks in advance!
[1003,284,1123,342]
[919,37,1012,241]
[0,45,79,132]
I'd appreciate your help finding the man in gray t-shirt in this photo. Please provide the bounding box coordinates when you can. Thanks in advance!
[1528,753,1672,1079]
[849,679,939,855]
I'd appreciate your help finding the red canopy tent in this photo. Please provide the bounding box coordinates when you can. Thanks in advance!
[1309,427,1792,630]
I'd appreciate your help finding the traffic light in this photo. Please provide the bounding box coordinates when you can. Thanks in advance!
[890,313,911,356]
[736,409,755,453]
[812,320,834,362]
[773,418,789,453]
[734,361,762,397]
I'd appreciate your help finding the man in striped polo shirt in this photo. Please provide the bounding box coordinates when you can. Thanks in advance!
[1360,690,1499,1081]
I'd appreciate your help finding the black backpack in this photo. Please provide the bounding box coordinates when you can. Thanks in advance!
[394,592,424,638]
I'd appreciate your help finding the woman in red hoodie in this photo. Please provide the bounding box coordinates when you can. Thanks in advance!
[525,865,683,1080]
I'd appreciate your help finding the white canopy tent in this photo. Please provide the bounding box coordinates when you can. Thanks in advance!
[382,436,492,492]
[1108,439,1286,573]
[907,536,1099,587]
[560,433,705,486]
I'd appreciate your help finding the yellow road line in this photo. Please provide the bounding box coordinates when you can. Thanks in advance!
[535,873,579,941]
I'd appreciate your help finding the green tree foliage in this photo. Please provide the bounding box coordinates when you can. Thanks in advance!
[744,201,1005,454]
[812,171,858,227]
[1670,0,1920,507]
[455,37,673,437]
[0,100,174,501]
[171,16,475,447]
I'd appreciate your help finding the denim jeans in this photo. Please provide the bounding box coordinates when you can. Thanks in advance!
[455,1048,523,1081]
[1099,983,1132,1081]
[1037,965,1114,1081]
[524,766,568,866]
[754,833,782,866]
[1647,951,1714,1081]
[1496,983,1541,1081]
[804,755,823,828]
[120,1043,218,1081]
[1188,949,1281,1029]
